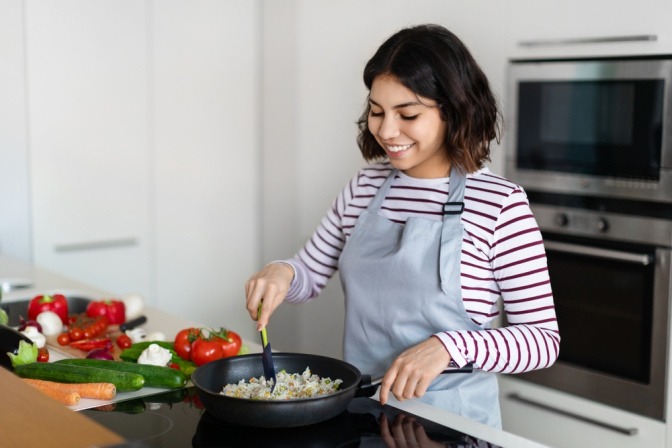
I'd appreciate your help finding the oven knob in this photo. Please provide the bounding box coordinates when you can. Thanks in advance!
[597,218,609,233]
[554,213,569,227]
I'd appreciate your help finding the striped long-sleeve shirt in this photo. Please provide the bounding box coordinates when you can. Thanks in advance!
[282,162,560,374]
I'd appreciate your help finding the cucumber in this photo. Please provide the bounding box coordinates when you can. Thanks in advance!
[14,362,144,392]
[56,359,187,389]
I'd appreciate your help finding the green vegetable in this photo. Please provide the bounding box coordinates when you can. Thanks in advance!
[56,359,187,389]
[7,340,38,368]
[14,362,145,391]
[237,344,250,355]
[0,291,9,326]
[120,341,196,378]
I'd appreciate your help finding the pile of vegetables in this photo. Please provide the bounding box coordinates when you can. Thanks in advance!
[118,327,248,377]
[3,292,248,407]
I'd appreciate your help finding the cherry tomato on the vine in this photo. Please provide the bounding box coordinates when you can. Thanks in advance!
[69,327,84,341]
[57,332,71,346]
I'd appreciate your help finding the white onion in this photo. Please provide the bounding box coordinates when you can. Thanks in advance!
[36,311,63,336]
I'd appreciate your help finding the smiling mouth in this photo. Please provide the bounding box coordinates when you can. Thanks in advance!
[386,143,414,153]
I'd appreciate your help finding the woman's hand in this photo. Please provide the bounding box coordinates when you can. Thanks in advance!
[378,336,451,406]
[245,262,294,331]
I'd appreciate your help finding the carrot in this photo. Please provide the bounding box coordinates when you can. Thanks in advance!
[23,378,81,406]
[69,382,117,400]
[23,378,117,401]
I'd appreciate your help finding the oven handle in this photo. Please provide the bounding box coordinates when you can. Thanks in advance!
[506,393,638,436]
[544,241,652,266]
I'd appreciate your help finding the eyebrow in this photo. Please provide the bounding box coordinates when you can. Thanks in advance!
[368,98,423,109]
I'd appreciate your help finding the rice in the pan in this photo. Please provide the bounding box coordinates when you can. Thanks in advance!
[220,367,343,400]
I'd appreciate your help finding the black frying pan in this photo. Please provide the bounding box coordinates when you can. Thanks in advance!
[191,352,472,428]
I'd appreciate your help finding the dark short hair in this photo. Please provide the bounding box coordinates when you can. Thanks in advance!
[356,24,501,173]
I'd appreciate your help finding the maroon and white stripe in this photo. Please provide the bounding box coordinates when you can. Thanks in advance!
[284,162,559,374]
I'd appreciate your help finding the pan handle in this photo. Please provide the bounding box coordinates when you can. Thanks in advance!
[355,363,474,398]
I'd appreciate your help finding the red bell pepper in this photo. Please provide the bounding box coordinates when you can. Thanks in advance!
[86,299,126,325]
[69,337,112,352]
[27,294,69,325]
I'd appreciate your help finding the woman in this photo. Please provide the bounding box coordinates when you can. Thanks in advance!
[245,24,559,428]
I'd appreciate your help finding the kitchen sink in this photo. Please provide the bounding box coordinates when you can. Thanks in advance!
[1,296,92,326]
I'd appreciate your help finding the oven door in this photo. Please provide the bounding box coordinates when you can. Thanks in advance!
[515,232,671,421]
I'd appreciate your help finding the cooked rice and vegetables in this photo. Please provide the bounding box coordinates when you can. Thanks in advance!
[221,367,343,400]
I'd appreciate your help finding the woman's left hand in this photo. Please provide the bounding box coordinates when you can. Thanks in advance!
[378,336,451,406]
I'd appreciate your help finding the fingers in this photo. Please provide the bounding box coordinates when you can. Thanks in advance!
[379,337,451,405]
[244,263,294,331]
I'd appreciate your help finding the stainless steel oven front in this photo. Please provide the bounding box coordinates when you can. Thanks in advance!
[514,192,672,421]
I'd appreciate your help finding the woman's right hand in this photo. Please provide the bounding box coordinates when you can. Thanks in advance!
[245,262,294,331]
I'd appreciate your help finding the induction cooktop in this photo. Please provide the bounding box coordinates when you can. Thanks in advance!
[81,387,500,448]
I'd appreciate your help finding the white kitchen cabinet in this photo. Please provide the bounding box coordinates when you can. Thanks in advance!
[21,0,261,343]
[151,0,261,337]
[506,0,672,59]
[25,0,151,298]
[499,376,667,448]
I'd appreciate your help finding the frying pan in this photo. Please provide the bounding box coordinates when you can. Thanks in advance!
[191,352,472,428]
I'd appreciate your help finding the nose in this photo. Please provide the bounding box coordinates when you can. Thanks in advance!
[375,114,400,140]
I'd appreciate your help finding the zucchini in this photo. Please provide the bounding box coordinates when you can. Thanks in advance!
[56,359,187,389]
[14,362,144,392]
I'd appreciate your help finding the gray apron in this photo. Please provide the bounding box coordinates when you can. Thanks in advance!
[339,168,501,428]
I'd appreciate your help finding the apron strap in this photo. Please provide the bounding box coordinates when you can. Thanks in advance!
[439,168,467,294]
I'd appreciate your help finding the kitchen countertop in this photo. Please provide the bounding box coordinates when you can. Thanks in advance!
[0,254,550,448]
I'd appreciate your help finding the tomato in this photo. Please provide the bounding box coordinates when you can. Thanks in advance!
[37,347,49,362]
[69,327,84,341]
[169,362,181,370]
[191,336,225,367]
[57,332,71,346]
[116,334,132,349]
[218,330,242,358]
[174,328,200,361]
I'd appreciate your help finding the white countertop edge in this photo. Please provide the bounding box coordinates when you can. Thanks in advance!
[374,391,552,448]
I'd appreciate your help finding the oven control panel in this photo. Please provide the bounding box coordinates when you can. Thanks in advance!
[530,204,672,247]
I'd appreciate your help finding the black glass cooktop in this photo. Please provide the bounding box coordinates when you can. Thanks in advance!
[81,387,500,448]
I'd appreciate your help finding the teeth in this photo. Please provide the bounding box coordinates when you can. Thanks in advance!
[387,144,413,152]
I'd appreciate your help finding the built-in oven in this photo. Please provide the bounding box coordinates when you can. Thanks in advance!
[505,55,672,422]
[512,192,672,421]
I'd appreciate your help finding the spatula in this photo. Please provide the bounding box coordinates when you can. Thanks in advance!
[257,304,277,392]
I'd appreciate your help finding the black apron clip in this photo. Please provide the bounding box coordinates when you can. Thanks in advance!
[443,201,465,215]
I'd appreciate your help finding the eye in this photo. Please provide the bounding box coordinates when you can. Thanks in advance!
[369,109,383,118]
[400,114,419,121]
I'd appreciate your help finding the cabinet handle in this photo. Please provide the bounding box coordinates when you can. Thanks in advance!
[54,238,138,252]
[506,393,638,436]
[518,34,657,47]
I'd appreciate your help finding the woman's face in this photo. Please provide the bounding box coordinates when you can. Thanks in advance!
[367,75,449,178]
